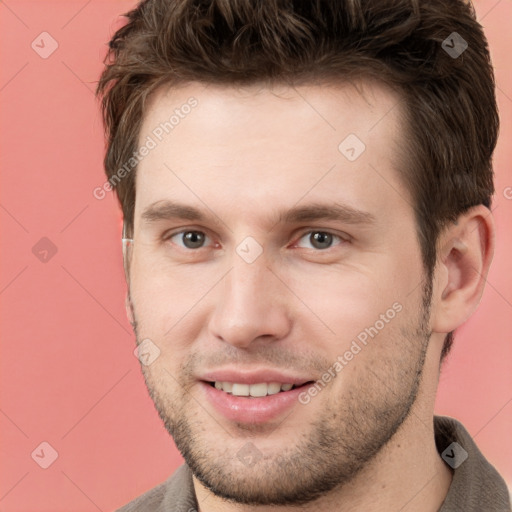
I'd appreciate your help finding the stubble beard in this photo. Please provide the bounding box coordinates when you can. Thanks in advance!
[129,280,433,506]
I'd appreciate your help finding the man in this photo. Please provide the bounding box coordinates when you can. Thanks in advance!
[96,0,511,510]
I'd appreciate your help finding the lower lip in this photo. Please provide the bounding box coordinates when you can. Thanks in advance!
[200,381,311,424]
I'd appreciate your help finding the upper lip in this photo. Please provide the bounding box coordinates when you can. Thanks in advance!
[200,368,315,386]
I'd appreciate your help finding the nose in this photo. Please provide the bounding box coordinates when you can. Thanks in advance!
[208,257,292,349]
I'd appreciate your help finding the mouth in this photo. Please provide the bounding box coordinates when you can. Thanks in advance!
[204,380,315,397]
[200,379,316,423]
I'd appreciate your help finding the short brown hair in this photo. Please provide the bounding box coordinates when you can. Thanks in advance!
[97,0,498,360]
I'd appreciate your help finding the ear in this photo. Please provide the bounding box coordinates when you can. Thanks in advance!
[122,237,133,285]
[121,233,135,328]
[430,205,495,334]
[125,294,136,328]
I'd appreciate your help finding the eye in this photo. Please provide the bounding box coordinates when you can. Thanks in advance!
[295,231,346,250]
[167,230,212,249]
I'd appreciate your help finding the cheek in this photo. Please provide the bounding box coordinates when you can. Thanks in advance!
[287,264,409,348]
[129,259,219,343]
[129,239,424,359]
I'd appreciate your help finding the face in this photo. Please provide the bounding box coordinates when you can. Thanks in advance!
[127,81,432,505]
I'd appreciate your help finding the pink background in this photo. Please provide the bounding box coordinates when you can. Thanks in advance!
[0,1,511,510]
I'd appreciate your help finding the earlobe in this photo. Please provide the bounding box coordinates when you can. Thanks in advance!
[431,205,495,334]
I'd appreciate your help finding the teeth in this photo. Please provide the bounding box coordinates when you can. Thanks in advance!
[267,382,282,395]
[249,383,267,397]
[231,383,250,396]
[213,381,297,396]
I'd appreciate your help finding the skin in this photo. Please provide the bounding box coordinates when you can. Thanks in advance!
[124,81,494,511]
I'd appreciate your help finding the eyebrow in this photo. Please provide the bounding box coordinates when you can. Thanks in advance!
[279,202,376,226]
[140,200,376,227]
[141,201,209,223]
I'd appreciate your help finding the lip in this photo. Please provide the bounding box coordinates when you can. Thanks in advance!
[199,380,315,424]
[200,368,312,386]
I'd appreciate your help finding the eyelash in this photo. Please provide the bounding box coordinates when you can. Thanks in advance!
[162,228,349,251]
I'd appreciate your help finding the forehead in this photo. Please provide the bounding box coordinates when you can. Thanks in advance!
[134,80,410,228]
[141,79,402,147]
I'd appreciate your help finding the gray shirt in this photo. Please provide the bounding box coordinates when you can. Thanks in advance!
[117,416,511,511]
